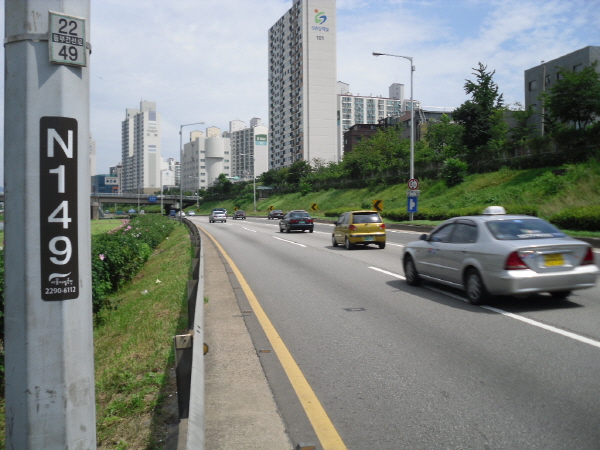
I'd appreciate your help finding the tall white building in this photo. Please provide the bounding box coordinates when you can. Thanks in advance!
[161,158,177,189]
[181,128,231,191]
[121,101,162,194]
[337,82,421,156]
[230,118,269,181]
[268,0,337,169]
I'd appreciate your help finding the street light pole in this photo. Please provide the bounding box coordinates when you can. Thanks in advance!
[180,121,204,224]
[373,51,415,220]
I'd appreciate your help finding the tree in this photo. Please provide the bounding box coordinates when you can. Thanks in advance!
[508,102,536,143]
[452,63,504,159]
[286,160,311,186]
[424,113,464,157]
[542,61,600,130]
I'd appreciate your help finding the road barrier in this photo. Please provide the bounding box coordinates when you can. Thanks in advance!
[173,218,205,449]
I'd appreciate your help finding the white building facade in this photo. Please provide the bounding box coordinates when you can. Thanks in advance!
[120,101,162,194]
[229,118,269,182]
[337,82,422,156]
[181,128,231,191]
[268,0,338,169]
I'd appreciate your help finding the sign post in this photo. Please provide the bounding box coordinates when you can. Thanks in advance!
[4,2,96,448]
[407,178,419,220]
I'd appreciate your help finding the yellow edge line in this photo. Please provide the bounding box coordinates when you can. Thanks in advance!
[201,227,347,450]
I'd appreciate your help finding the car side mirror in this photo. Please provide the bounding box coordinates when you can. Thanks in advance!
[419,234,428,241]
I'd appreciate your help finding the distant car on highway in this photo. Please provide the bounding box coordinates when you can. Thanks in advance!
[332,210,386,249]
[402,206,599,304]
[188,211,196,216]
[209,210,227,223]
[268,209,284,220]
[233,210,246,220]
[279,210,314,233]
[175,211,186,218]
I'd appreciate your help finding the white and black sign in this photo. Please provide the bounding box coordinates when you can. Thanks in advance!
[40,117,79,301]
[408,178,419,190]
[49,11,87,67]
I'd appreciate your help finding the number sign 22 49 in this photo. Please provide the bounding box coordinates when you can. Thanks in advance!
[40,117,79,301]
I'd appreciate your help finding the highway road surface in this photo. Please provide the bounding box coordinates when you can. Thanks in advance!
[191,215,600,450]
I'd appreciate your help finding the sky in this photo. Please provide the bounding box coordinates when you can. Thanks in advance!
[1,0,599,185]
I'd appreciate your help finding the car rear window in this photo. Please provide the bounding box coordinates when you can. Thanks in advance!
[486,219,566,240]
[290,212,310,218]
[352,212,382,224]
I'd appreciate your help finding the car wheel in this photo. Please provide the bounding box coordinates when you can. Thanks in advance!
[279,226,283,233]
[550,290,571,299]
[465,269,488,305]
[309,228,314,233]
[332,234,338,247]
[404,255,421,286]
[286,226,291,233]
[378,242,386,249]
[345,237,354,250]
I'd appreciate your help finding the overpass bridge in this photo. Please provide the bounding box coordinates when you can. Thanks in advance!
[0,193,199,218]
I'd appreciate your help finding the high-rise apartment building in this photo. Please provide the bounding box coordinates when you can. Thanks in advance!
[121,101,162,194]
[230,118,269,181]
[268,0,337,169]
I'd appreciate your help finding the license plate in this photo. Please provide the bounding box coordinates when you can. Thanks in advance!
[364,236,375,241]
[544,253,564,266]
[299,220,305,224]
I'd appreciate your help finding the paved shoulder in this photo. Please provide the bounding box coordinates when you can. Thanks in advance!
[203,231,292,450]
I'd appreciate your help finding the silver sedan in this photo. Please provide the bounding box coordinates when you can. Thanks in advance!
[402,207,598,304]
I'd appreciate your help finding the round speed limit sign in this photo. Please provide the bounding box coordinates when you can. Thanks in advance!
[408,178,419,190]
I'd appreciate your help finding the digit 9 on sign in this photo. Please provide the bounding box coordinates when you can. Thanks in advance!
[49,236,72,265]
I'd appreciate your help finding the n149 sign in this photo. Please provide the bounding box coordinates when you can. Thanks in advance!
[40,117,79,301]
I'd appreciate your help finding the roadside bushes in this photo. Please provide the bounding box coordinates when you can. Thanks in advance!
[549,205,600,232]
[442,158,469,187]
[91,215,176,314]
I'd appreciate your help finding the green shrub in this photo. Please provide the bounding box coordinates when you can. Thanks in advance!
[549,205,600,231]
[442,158,469,187]
[91,215,176,314]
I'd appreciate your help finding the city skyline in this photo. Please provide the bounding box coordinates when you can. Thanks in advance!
[0,0,598,183]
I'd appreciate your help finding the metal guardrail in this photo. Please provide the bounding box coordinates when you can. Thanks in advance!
[173,219,205,449]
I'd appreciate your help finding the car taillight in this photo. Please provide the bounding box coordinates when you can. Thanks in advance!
[308,219,313,223]
[380,223,386,230]
[349,225,357,231]
[505,251,528,270]
[290,219,299,224]
[582,247,595,265]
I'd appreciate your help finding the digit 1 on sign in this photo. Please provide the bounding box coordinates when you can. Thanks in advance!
[40,117,79,301]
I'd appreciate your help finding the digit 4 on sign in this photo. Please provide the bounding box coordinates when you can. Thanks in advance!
[408,178,419,190]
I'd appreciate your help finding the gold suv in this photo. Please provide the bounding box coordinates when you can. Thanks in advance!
[332,210,386,249]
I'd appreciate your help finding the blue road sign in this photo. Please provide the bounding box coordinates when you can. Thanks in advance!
[148,196,157,203]
[407,197,418,213]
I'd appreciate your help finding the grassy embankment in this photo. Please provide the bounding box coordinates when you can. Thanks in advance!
[1,219,192,449]
[197,161,600,237]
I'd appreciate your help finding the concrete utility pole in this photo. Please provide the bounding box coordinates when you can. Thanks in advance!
[4,1,96,448]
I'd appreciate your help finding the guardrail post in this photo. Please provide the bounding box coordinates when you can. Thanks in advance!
[173,334,194,419]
